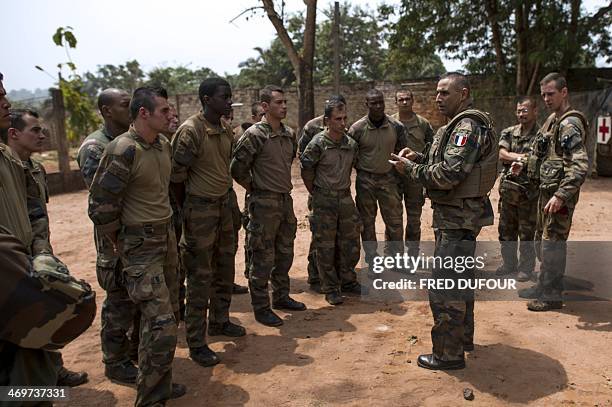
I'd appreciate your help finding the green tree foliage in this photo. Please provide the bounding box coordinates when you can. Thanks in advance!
[384,0,612,95]
[83,62,218,96]
[83,60,145,96]
[146,66,218,95]
[232,3,446,88]
[50,26,100,140]
[228,14,302,88]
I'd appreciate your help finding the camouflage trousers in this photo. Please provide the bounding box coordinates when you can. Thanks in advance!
[233,190,251,279]
[403,181,425,256]
[170,190,186,320]
[246,190,297,311]
[310,188,361,294]
[118,222,178,407]
[428,228,479,362]
[181,193,235,348]
[497,193,538,274]
[306,194,319,285]
[355,170,404,264]
[94,229,141,366]
[533,188,577,301]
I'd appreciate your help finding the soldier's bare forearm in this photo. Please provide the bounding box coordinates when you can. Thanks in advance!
[499,148,524,163]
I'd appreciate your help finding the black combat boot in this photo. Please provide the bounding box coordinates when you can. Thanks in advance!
[417,354,465,370]
[57,367,88,387]
[254,308,283,327]
[272,296,307,311]
[189,345,220,367]
[208,321,246,337]
[104,360,138,384]
[325,292,343,305]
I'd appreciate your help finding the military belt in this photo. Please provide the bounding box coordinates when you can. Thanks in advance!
[251,189,291,199]
[356,169,392,179]
[123,220,170,235]
[312,186,351,197]
[187,191,230,205]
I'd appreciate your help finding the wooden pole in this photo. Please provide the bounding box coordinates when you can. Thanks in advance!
[50,87,70,190]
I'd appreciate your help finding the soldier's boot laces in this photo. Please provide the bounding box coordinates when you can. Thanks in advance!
[104,360,138,384]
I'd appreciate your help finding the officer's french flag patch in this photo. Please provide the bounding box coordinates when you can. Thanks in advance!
[453,132,468,147]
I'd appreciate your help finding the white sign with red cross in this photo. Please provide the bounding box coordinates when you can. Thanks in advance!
[598,115,611,145]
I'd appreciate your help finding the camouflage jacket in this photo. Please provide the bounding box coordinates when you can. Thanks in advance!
[391,112,434,154]
[408,107,497,230]
[88,127,173,235]
[300,130,358,191]
[539,110,589,204]
[498,124,539,195]
[230,117,297,194]
[0,144,51,254]
[298,115,324,156]
[348,114,409,175]
[77,127,116,188]
[171,112,234,198]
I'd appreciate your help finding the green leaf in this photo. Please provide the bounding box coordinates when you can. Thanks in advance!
[64,31,77,48]
[52,27,64,46]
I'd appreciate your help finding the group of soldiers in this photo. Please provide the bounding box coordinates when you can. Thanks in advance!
[0,67,588,405]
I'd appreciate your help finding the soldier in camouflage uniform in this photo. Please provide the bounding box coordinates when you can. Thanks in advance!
[392,89,434,259]
[298,95,346,292]
[89,87,186,406]
[349,89,408,271]
[0,72,95,391]
[231,85,307,327]
[392,72,498,370]
[515,73,589,312]
[496,97,539,282]
[6,108,89,387]
[77,88,139,384]
[300,99,364,305]
[230,102,264,285]
[171,78,245,369]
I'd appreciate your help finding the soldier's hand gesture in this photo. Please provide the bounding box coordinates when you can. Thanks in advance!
[398,147,417,161]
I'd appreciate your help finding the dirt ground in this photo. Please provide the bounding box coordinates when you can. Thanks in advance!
[50,165,612,407]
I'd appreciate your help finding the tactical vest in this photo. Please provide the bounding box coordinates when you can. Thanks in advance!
[536,110,588,192]
[428,109,499,204]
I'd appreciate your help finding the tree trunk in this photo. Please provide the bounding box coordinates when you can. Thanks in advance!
[515,2,529,95]
[50,87,71,191]
[484,0,506,92]
[261,0,316,129]
[561,0,581,75]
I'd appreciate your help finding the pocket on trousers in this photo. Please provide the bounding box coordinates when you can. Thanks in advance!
[96,256,119,291]
[124,265,163,303]
[246,222,265,251]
